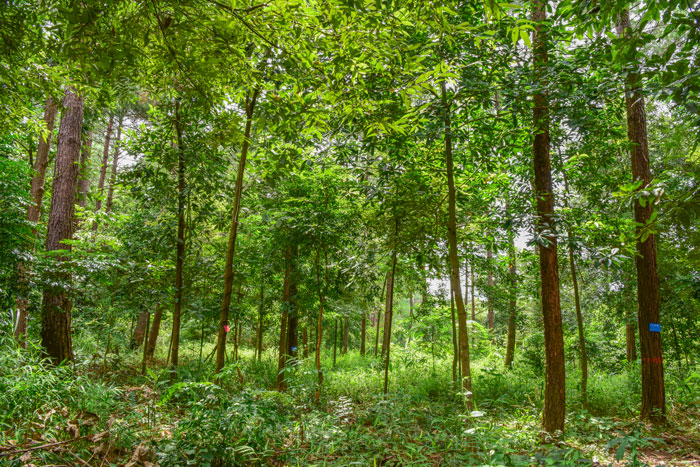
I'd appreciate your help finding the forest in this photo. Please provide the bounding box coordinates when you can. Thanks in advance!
[0,0,699,465]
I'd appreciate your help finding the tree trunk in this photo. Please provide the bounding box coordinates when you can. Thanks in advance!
[375,274,386,356]
[105,117,123,214]
[216,88,260,374]
[141,312,150,375]
[406,292,414,346]
[302,325,308,358]
[314,246,328,402]
[487,249,495,330]
[470,259,476,323]
[332,319,338,366]
[257,282,264,361]
[568,242,588,407]
[626,321,637,362]
[616,10,666,423]
[451,287,458,384]
[94,115,114,215]
[40,89,84,364]
[77,131,92,209]
[505,238,517,368]
[360,314,366,355]
[342,317,349,354]
[145,305,163,362]
[286,246,299,364]
[277,245,292,391]
[14,97,59,347]
[383,247,398,394]
[532,0,566,432]
[170,102,186,369]
[441,81,473,410]
[133,310,149,347]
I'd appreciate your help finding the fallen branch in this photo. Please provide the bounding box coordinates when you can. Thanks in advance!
[0,435,89,457]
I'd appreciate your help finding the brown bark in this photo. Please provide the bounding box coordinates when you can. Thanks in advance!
[313,246,328,402]
[342,317,349,354]
[441,81,473,410]
[302,325,308,358]
[105,117,123,214]
[141,312,150,375]
[568,241,588,407]
[256,283,264,361]
[617,9,665,422]
[133,310,149,347]
[216,88,260,374]
[145,305,163,362]
[94,115,114,214]
[451,287,458,384]
[470,259,476,323]
[360,313,366,355]
[77,131,92,209]
[277,245,292,391]
[170,102,186,369]
[14,97,59,347]
[286,245,299,364]
[40,89,84,364]
[626,321,637,362]
[487,249,495,330]
[532,0,566,432]
[383,246,397,394]
[375,274,386,356]
[505,237,517,368]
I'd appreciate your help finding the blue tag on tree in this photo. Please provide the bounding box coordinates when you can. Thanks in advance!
[290,346,297,352]
[649,323,661,332]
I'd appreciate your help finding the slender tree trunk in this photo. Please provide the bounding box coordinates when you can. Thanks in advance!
[277,245,292,391]
[383,246,398,394]
[616,10,665,422]
[342,317,349,354]
[286,245,299,364]
[257,282,264,361]
[302,325,308,358]
[441,81,473,410]
[105,117,123,214]
[94,115,114,216]
[170,102,186,369]
[375,275,386,356]
[532,0,566,432]
[146,305,163,362]
[141,312,150,375]
[40,89,84,364]
[626,321,637,362]
[332,319,338,366]
[360,314,366,355]
[487,249,495,330]
[14,97,59,347]
[77,131,92,209]
[314,246,328,402]
[216,88,260,374]
[406,292,414,346]
[505,238,517,368]
[470,260,476,323]
[568,242,588,407]
[451,288,458,384]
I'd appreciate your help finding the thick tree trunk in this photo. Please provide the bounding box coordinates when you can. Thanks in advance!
[170,102,186,369]
[105,117,123,214]
[532,0,566,432]
[626,321,637,362]
[383,247,397,394]
[14,97,59,347]
[505,239,517,368]
[616,9,665,423]
[40,89,84,364]
[145,305,163,362]
[216,88,260,374]
[133,310,149,347]
[94,115,114,215]
[441,81,473,410]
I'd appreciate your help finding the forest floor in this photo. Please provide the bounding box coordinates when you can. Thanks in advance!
[1,337,700,466]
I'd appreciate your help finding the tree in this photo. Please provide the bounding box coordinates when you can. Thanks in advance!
[40,88,84,364]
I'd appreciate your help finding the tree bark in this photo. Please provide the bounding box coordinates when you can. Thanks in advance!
[451,287,458,384]
[105,117,123,214]
[14,97,59,347]
[568,241,588,407]
[277,245,292,391]
[505,238,517,368]
[360,313,366,355]
[77,131,92,209]
[487,249,495,330]
[383,246,398,394]
[286,245,299,365]
[170,102,186,369]
[375,274,386,356]
[616,9,665,422]
[314,246,328,402]
[40,89,84,364]
[342,317,349,354]
[145,305,163,362]
[441,81,473,410]
[216,88,260,374]
[257,281,264,361]
[532,0,566,432]
[94,115,114,215]
[626,321,637,362]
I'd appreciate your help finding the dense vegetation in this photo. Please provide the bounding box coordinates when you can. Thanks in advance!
[1,0,699,465]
